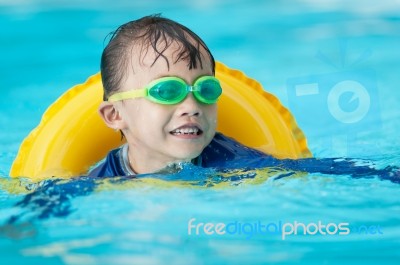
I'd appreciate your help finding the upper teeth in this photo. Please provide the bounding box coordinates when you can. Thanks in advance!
[173,127,199,134]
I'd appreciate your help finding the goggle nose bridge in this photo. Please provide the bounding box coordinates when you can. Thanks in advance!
[186,84,201,92]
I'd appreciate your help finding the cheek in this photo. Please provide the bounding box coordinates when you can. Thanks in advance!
[204,105,218,127]
[119,101,150,130]
[127,101,173,131]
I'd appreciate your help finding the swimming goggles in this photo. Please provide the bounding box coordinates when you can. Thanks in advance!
[108,76,222,105]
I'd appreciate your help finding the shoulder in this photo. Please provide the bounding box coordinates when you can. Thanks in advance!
[200,132,268,167]
[87,147,125,177]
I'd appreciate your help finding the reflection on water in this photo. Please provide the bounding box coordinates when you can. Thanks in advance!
[1,156,398,228]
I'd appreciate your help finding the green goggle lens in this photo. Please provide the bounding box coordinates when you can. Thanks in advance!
[149,80,187,103]
[108,76,222,105]
[195,78,223,101]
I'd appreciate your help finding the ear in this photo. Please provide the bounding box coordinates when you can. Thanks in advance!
[98,101,126,130]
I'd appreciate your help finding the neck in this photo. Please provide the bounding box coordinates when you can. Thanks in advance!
[126,145,189,174]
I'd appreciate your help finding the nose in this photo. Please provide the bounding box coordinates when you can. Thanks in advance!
[177,93,201,117]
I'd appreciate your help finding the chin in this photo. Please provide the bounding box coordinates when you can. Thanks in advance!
[171,147,204,161]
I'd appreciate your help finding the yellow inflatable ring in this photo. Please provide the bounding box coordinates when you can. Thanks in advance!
[10,62,311,180]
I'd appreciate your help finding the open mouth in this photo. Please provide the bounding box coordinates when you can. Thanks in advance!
[170,126,203,136]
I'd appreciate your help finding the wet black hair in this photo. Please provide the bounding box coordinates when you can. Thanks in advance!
[100,14,215,100]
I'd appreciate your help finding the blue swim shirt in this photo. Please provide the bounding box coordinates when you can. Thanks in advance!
[88,132,268,177]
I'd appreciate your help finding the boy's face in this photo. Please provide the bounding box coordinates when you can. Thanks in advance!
[114,42,217,172]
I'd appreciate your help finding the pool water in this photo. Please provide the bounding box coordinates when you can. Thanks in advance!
[1,0,400,264]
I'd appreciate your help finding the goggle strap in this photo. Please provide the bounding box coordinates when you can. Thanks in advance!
[108,88,147,102]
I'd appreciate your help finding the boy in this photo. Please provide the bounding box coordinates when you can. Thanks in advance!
[89,14,399,182]
[89,14,266,177]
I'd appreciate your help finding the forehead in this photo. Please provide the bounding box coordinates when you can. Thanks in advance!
[118,39,213,91]
[130,40,211,72]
